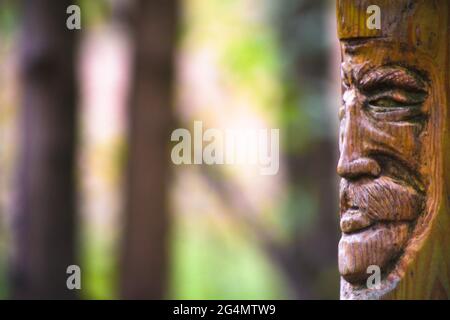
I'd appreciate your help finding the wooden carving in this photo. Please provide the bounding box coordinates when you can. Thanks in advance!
[336,0,450,299]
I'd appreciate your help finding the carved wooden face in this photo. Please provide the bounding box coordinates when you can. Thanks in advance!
[337,39,434,285]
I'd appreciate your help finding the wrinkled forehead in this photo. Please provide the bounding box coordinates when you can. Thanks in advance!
[337,0,444,57]
[339,40,427,87]
[339,40,426,82]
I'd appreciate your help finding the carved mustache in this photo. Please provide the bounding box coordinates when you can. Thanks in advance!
[339,177,424,233]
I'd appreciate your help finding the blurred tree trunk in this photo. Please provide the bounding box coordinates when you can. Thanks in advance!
[120,0,178,299]
[12,0,78,299]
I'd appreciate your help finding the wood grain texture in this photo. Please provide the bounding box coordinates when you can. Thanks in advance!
[336,0,450,299]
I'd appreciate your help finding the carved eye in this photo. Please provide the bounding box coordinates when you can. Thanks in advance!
[366,89,427,121]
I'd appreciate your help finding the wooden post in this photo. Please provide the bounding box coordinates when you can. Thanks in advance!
[336,0,450,299]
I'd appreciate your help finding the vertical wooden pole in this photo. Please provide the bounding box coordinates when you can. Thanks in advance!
[336,0,450,299]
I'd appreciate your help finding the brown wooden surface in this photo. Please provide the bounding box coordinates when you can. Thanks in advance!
[336,0,450,299]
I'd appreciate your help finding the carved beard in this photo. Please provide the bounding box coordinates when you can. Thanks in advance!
[338,176,424,284]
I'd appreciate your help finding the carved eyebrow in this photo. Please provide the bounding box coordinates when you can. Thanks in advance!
[358,67,427,93]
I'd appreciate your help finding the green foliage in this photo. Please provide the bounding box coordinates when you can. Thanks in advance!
[78,0,111,28]
[0,254,8,298]
[80,229,118,300]
[173,0,337,300]
[275,185,318,240]
[0,0,18,38]
[170,214,289,299]
[271,0,334,152]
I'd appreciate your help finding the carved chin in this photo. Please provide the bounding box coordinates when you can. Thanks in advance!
[338,223,410,284]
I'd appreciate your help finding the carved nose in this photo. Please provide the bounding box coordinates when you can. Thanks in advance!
[337,93,381,180]
[337,157,381,179]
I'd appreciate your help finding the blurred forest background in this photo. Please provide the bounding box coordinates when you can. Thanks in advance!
[0,0,340,299]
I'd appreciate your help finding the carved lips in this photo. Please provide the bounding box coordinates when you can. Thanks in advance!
[339,222,410,284]
[338,176,423,284]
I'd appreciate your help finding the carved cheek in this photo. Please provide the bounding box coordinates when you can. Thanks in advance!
[368,122,424,171]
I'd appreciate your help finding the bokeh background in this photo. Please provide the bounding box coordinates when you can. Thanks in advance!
[0,0,341,299]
